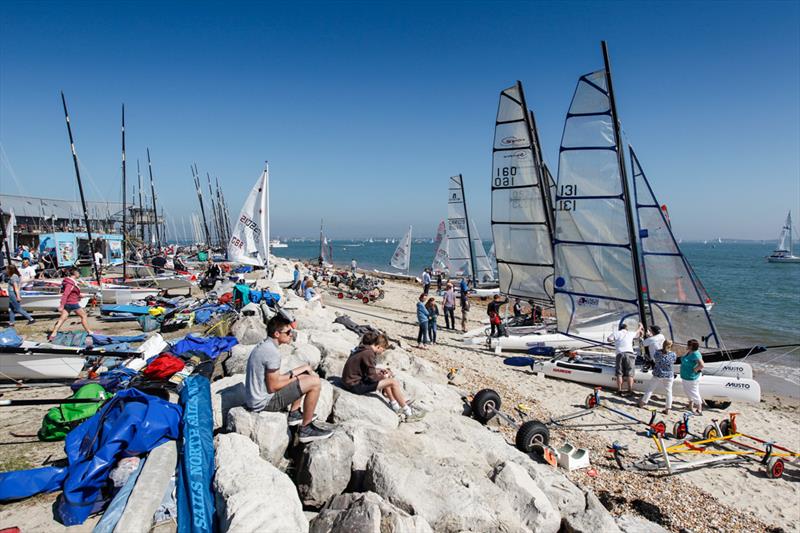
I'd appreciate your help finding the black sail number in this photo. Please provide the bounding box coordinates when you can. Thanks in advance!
[557,184,578,211]
[494,166,517,187]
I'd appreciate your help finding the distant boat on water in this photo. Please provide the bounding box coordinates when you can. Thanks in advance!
[767,211,800,263]
[270,239,288,248]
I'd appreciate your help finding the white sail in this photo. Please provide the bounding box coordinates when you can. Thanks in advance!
[391,225,412,271]
[775,212,792,253]
[4,209,15,254]
[470,219,495,283]
[491,82,555,302]
[446,174,475,278]
[228,165,269,267]
[431,220,450,271]
[553,69,639,336]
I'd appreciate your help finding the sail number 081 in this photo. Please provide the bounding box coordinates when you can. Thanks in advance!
[494,166,517,187]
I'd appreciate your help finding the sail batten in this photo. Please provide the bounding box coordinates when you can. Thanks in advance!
[490,82,554,302]
[228,165,269,267]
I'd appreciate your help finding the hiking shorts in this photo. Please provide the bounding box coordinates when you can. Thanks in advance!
[343,380,379,395]
[615,352,636,377]
[64,303,82,312]
[265,379,304,412]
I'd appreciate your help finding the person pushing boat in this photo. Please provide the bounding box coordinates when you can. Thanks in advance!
[607,322,643,396]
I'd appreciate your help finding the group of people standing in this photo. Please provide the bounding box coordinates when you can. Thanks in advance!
[415,278,470,349]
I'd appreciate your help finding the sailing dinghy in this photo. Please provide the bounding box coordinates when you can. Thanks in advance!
[228,164,269,269]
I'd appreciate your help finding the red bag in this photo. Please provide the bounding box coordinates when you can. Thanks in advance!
[143,353,185,380]
[218,292,233,304]
[490,313,501,325]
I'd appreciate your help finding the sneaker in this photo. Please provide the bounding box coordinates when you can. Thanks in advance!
[27,319,36,325]
[288,409,317,426]
[298,423,333,443]
[401,409,426,423]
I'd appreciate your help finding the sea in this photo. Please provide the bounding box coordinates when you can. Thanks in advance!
[273,240,800,398]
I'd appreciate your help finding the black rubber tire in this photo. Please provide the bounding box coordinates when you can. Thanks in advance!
[719,419,732,437]
[673,421,688,440]
[472,389,501,424]
[703,424,719,440]
[705,399,732,410]
[584,392,598,409]
[765,457,785,479]
[516,420,550,453]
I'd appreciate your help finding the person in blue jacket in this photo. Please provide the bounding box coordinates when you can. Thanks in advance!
[415,294,429,349]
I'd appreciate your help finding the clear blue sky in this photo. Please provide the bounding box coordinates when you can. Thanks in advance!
[1,1,798,241]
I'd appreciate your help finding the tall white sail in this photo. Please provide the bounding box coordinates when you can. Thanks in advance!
[391,225,412,271]
[631,148,720,348]
[491,82,555,302]
[4,209,15,254]
[553,69,640,337]
[431,220,450,271]
[470,219,495,283]
[775,212,792,253]
[228,165,269,267]
[447,175,473,277]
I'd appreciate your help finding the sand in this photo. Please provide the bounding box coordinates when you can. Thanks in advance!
[325,276,800,533]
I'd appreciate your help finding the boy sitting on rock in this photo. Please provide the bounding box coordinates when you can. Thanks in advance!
[244,314,333,443]
[341,331,424,422]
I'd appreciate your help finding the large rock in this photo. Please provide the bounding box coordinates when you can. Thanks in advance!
[392,370,463,415]
[297,430,355,507]
[490,461,560,533]
[562,490,622,533]
[331,387,399,430]
[214,433,308,533]
[211,374,246,429]
[224,343,257,375]
[308,331,355,359]
[382,348,445,384]
[616,515,670,533]
[226,407,290,468]
[294,303,338,332]
[310,492,433,533]
[231,313,268,345]
[315,379,334,421]
[281,342,323,373]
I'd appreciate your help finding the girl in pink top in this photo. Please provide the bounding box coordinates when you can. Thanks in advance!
[49,268,92,341]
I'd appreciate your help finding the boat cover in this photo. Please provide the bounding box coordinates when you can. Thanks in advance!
[170,334,238,359]
[100,304,153,316]
[0,328,22,347]
[176,376,216,533]
[0,389,182,526]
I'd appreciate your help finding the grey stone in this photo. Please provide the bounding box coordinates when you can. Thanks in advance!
[226,406,290,468]
[211,374,246,429]
[223,343,256,375]
[616,514,670,533]
[231,313,268,345]
[315,379,334,421]
[331,387,399,429]
[562,490,622,533]
[297,430,355,507]
[310,492,433,533]
[214,433,308,533]
[281,342,323,373]
[491,461,560,533]
[308,330,356,360]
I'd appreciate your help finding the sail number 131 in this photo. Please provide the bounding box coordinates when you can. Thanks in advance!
[494,166,517,187]
[557,184,578,211]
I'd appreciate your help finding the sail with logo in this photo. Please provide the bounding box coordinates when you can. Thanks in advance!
[391,225,412,272]
[491,81,556,304]
[552,52,645,341]
[227,164,269,267]
[431,220,449,271]
[631,148,720,348]
[446,174,495,284]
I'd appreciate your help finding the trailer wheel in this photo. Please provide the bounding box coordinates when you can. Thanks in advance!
[652,420,667,438]
[337,292,344,299]
[705,399,732,410]
[471,389,501,424]
[765,457,785,479]
[362,297,370,304]
[703,424,719,440]
[719,419,732,437]
[516,420,550,453]
[378,290,385,300]
[673,421,688,440]
[356,293,363,299]
[584,393,598,409]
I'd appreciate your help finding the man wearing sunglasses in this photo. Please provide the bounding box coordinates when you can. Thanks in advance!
[245,314,333,443]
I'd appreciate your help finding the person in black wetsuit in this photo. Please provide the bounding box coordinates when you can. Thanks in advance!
[487,294,509,337]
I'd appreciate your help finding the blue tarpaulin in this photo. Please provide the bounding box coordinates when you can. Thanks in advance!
[0,389,182,526]
[176,376,216,533]
[170,334,238,359]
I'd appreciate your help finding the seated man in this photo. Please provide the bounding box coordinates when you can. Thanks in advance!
[245,314,333,443]
[341,331,424,422]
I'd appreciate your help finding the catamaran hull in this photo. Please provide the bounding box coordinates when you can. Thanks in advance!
[0,352,86,380]
[0,294,90,312]
[532,359,761,403]
[473,330,609,351]
[100,287,160,304]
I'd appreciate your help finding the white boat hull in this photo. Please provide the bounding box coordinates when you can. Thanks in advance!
[100,286,160,304]
[1,293,90,312]
[767,255,800,263]
[0,352,86,380]
[532,359,761,403]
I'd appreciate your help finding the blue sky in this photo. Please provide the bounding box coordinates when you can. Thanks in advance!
[1,1,798,241]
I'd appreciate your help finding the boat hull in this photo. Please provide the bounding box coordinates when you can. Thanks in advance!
[0,351,86,380]
[767,255,800,263]
[1,294,90,312]
[532,359,761,403]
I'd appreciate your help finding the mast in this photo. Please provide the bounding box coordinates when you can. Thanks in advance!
[146,148,161,249]
[60,92,101,285]
[319,218,324,263]
[0,207,12,266]
[601,40,648,330]
[459,174,478,287]
[525,105,556,233]
[121,104,128,279]
[137,159,144,241]
[207,172,220,247]
[192,165,212,246]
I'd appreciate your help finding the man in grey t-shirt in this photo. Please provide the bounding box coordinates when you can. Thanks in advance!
[244,314,332,443]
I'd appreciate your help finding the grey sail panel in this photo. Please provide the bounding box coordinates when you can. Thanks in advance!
[491,83,554,302]
[631,148,720,349]
[553,70,639,335]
